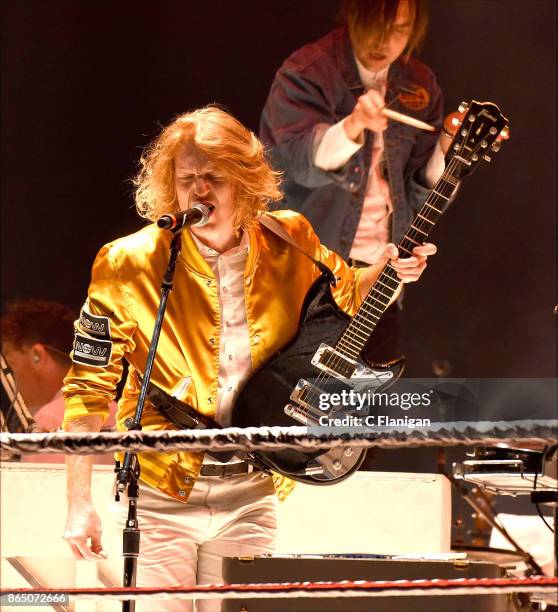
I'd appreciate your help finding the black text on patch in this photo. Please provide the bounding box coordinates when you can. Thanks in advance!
[79,309,111,340]
[73,334,112,367]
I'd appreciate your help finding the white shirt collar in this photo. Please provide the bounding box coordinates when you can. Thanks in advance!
[190,229,249,261]
[354,55,390,91]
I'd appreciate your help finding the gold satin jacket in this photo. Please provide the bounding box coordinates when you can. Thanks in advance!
[63,210,364,502]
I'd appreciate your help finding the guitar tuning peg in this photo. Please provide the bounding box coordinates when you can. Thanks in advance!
[491,142,501,152]
[458,101,469,113]
[483,155,492,163]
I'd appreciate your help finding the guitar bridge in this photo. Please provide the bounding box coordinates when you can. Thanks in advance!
[284,403,322,425]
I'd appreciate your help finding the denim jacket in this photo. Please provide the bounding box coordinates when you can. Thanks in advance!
[260,28,444,260]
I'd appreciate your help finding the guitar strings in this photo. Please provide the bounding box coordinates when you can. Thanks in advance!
[293,160,458,423]
[286,120,507,477]
[328,121,491,372]
[293,124,494,423]
[334,157,460,357]
[338,149,466,354]
[296,161,459,421]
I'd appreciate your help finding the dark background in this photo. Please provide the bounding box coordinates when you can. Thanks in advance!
[2,0,556,380]
[1,0,556,542]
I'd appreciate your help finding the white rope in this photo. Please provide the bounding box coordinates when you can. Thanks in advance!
[1,421,556,455]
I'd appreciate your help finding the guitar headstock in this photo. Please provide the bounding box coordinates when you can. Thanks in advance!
[445,100,509,177]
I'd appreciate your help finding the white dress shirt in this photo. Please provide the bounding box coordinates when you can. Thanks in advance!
[191,231,252,464]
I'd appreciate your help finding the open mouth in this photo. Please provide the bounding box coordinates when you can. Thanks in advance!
[196,201,215,215]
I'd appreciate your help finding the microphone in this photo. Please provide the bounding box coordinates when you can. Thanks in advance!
[157,202,212,230]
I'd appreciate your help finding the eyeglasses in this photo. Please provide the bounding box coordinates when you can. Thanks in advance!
[44,344,71,360]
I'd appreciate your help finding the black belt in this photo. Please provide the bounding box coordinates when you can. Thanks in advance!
[199,462,259,477]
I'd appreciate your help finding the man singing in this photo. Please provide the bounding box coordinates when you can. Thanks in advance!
[62,106,435,610]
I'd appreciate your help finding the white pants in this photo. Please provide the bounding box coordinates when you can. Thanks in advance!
[108,472,277,612]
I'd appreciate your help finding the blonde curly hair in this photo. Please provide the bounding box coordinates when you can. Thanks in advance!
[133,106,283,230]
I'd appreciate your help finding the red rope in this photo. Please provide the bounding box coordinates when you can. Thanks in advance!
[1,575,556,597]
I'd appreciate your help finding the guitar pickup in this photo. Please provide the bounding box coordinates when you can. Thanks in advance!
[311,344,356,379]
[311,343,395,384]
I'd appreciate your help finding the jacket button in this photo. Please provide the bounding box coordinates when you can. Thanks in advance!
[348,181,357,192]
[252,335,260,345]
[205,279,212,287]
[178,490,186,497]
[208,397,213,404]
[353,165,361,173]
[209,337,215,345]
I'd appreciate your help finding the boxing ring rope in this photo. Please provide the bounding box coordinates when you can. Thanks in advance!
[1,576,557,602]
[2,423,555,605]
[1,420,556,456]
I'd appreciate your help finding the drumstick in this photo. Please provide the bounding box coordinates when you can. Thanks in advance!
[381,107,436,132]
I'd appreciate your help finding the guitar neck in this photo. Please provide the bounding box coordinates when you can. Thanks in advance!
[334,167,462,361]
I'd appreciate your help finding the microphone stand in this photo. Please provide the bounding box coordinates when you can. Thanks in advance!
[114,228,184,612]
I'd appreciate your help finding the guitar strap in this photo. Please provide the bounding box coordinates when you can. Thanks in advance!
[258,213,336,284]
[141,215,335,463]
[145,381,222,431]
[135,374,236,462]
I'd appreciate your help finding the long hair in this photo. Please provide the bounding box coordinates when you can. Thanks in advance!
[133,106,283,230]
[340,0,428,60]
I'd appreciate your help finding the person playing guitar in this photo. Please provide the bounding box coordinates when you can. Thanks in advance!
[62,106,436,609]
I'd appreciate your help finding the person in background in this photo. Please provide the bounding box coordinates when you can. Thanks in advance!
[260,0,460,364]
[1,299,115,462]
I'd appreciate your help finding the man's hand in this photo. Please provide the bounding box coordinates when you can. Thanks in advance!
[358,242,437,302]
[386,242,437,283]
[439,111,465,155]
[64,500,106,561]
[63,414,105,561]
[344,89,388,142]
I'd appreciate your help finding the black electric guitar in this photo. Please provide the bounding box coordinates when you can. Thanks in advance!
[232,100,509,485]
